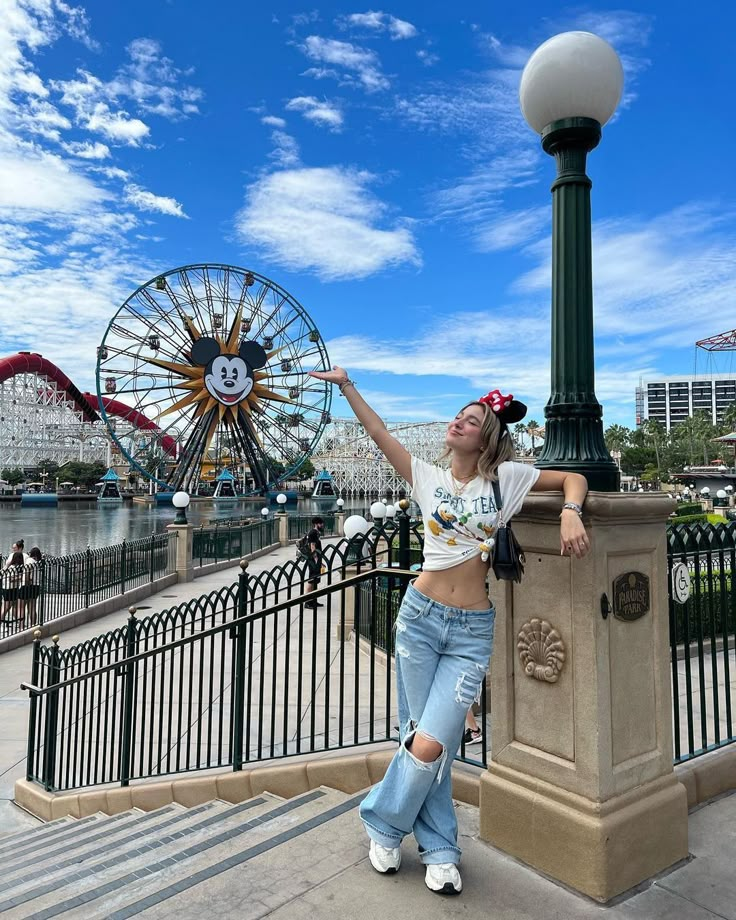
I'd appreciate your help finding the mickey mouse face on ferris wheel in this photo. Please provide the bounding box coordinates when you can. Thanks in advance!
[190,337,268,407]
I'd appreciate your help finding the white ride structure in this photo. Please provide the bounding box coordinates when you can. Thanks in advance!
[311,417,449,497]
[0,354,111,470]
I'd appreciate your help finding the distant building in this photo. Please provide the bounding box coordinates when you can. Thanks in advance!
[636,374,736,432]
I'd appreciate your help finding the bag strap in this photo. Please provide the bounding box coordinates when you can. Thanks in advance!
[492,479,506,527]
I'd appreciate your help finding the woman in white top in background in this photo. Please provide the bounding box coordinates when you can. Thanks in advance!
[310,366,590,897]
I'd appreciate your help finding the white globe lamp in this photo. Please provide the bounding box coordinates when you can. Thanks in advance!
[344,515,369,541]
[336,497,345,509]
[276,492,287,509]
[385,504,396,519]
[261,506,270,517]
[519,31,624,135]
[370,501,387,521]
[700,487,710,496]
[172,490,190,524]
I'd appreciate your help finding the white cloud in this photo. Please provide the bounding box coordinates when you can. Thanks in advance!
[285,95,343,130]
[300,35,389,92]
[236,166,419,280]
[124,184,187,218]
[514,204,736,346]
[339,11,417,40]
[261,114,286,128]
[269,129,301,168]
[416,49,439,67]
[0,150,110,215]
[53,70,151,145]
[475,206,548,252]
[51,38,203,145]
[62,139,110,159]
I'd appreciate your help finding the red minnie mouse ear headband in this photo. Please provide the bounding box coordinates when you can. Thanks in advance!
[478,389,528,424]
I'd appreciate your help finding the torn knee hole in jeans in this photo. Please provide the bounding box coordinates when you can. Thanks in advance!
[454,663,485,706]
[403,729,448,782]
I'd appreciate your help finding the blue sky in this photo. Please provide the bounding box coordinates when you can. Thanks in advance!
[1,0,735,433]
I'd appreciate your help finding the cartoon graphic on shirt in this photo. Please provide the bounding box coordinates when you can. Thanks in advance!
[427,488,500,561]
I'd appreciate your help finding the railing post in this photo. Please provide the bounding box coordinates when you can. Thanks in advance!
[42,635,61,791]
[398,499,411,572]
[231,560,249,771]
[149,531,155,582]
[39,557,47,626]
[119,606,138,787]
[26,629,42,781]
[84,545,92,608]
[120,538,127,595]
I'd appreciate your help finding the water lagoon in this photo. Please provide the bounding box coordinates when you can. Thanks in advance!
[0,498,365,557]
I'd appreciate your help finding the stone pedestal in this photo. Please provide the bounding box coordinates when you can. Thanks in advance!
[277,512,289,547]
[166,523,194,583]
[479,492,688,902]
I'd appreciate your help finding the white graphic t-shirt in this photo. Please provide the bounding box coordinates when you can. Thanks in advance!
[411,456,540,572]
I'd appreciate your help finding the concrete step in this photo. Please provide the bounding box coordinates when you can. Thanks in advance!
[9,788,351,920]
[1,791,295,919]
[0,801,223,888]
[0,814,77,856]
[124,790,369,920]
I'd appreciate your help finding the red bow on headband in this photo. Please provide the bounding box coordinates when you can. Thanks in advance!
[479,389,513,414]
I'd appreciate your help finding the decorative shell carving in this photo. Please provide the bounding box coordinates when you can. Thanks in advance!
[517,618,566,683]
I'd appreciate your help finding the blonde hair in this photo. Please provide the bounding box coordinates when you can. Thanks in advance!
[441,401,515,481]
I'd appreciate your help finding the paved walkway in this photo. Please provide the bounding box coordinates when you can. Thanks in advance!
[0,542,344,835]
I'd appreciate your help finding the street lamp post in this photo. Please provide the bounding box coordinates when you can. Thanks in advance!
[519,31,624,491]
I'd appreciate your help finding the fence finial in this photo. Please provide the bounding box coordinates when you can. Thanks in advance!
[32,628,42,640]
[128,606,137,616]
[52,635,59,644]
[240,559,249,571]
[398,499,410,511]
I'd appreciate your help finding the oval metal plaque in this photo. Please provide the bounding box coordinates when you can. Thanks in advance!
[613,572,650,621]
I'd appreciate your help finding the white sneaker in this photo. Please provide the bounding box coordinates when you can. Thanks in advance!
[425,862,462,895]
[369,839,401,874]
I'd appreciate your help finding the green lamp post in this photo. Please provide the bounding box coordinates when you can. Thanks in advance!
[520,32,624,491]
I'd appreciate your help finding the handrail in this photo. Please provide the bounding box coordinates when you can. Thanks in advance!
[20,566,415,699]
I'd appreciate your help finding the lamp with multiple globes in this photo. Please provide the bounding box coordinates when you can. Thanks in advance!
[519,31,624,491]
[172,491,190,525]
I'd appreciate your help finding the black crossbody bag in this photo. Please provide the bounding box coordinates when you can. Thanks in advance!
[491,479,526,583]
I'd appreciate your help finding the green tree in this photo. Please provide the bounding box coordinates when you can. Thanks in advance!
[641,419,666,473]
[298,458,316,480]
[721,400,736,433]
[513,422,528,451]
[1,467,24,486]
[526,419,541,452]
[604,424,631,453]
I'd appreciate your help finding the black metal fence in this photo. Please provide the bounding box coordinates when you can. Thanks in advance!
[1,534,175,639]
[668,521,736,764]
[192,518,278,567]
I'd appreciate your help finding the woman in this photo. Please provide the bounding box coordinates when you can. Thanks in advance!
[310,366,590,896]
[23,547,42,627]
[1,551,27,626]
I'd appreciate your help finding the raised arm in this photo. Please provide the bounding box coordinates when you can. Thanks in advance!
[309,366,412,483]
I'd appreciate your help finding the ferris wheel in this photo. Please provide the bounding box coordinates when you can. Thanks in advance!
[96,263,332,493]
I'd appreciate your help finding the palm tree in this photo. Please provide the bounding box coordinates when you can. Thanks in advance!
[526,420,542,453]
[513,422,528,452]
[641,419,665,472]
[604,424,631,454]
[722,400,736,433]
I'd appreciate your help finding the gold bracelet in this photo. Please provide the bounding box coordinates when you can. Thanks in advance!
[338,379,356,395]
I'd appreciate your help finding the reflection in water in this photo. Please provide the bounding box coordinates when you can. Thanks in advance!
[0,499,368,557]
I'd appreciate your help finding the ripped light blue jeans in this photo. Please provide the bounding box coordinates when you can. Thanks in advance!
[359,581,495,865]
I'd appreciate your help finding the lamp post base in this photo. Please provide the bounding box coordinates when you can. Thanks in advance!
[536,401,620,491]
